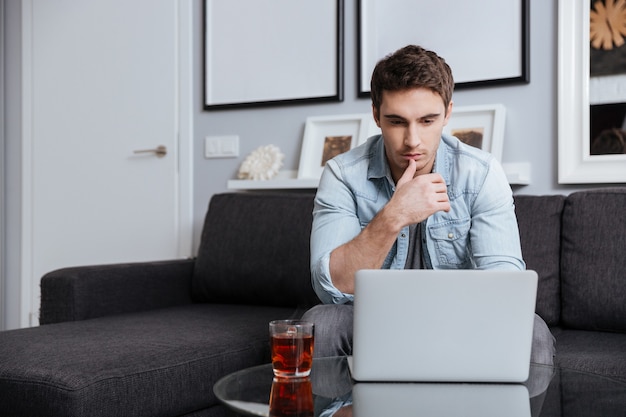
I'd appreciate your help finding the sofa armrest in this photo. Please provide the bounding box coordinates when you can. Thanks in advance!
[39,258,196,324]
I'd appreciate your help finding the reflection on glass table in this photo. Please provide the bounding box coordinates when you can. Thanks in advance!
[213,356,626,417]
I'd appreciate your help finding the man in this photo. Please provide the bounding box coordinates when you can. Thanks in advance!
[302,45,555,365]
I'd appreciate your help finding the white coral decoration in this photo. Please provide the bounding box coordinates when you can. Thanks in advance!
[238,145,285,180]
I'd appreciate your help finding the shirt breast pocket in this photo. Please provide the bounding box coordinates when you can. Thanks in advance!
[427,219,472,267]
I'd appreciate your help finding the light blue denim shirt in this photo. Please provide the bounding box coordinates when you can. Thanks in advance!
[310,133,525,304]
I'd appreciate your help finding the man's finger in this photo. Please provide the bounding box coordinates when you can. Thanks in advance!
[397,159,417,187]
[427,172,446,184]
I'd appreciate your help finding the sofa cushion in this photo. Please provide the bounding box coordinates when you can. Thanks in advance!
[192,192,320,309]
[551,327,626,383]
[0,304,298,417]
[560,188,626,332]
[514,195,565,326]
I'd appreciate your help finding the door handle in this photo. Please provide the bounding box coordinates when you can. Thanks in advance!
[133,145,167,158]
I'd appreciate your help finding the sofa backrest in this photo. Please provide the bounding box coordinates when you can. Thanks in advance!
[560,188,626,333]
[193,188,626,332]
[192,192,320,309]
[514,195,566,326]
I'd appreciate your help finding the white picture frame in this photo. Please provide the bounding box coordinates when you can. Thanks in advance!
[444,104,506,162]
[297,114,371,180]
[362,117,382,144]
[557,0,626,184]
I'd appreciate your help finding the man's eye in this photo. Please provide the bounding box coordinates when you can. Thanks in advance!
[390,119,405,125]
[422,119,434,125]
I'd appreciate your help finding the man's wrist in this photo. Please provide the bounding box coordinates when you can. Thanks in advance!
[374,203,405,236]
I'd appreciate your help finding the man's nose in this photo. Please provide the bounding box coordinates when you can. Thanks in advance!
[404,124,421,148]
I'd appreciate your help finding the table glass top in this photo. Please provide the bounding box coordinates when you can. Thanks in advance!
[213,356,626,417]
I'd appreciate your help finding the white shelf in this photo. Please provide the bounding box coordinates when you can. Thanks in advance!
[227,171,317,190]
[228,164,531,190]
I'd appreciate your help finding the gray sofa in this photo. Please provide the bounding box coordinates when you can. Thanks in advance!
[1,188,625,416]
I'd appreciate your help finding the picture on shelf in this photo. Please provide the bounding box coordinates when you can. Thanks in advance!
[298,114,371,180]
[443,104,506,162]
[322,135,352,166]
[451,127,485,150]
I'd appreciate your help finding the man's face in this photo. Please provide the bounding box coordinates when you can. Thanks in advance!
[373,88,453,183]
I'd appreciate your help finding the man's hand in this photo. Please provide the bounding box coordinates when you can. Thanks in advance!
[388,159,451,226]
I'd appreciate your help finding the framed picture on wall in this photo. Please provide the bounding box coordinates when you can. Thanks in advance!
[297,114,371,180]
[357,0,529,97]
[204,0,344,109]
[444,104,506,162]
[557,0,626,183]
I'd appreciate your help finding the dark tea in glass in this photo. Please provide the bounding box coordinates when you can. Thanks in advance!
[269,320,314,377]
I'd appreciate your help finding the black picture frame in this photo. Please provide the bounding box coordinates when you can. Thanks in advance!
[357,0,529,97]
[203,0,344,110]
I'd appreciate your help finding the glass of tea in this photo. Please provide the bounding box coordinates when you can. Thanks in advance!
[269,320,314,377]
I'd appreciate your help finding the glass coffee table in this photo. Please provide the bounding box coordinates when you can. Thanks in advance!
[214,356,626,417]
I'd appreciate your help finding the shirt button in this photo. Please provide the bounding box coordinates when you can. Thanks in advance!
[401,233,406,238]
[448,233,454,239]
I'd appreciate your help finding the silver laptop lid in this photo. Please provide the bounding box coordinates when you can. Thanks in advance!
[350,269,538,382]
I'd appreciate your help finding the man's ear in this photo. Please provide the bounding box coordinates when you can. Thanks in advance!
[372,105,381,127]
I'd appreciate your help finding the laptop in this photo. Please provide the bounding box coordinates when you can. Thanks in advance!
[348,269,538,383]
[351,382,530,417]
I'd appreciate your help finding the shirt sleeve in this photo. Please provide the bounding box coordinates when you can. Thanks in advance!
[469,157,526,271]
[310,160,362,304]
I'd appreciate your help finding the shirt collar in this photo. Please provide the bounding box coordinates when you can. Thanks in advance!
[367,135,390,181]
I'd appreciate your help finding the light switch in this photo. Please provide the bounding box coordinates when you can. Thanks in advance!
[205,140,218,156]
[205,135,239,158]
[220,138,238,155]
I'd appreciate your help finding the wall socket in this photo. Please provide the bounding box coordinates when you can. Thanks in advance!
[205,135,239,158]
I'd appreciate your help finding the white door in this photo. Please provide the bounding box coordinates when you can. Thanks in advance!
[21,0,193,327]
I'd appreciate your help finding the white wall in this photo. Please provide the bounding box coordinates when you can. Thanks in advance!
[191,0,624,251]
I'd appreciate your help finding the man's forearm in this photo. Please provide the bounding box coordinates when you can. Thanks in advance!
[329,206,402,294]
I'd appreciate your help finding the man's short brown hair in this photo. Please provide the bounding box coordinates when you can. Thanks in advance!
[370,45,454,113]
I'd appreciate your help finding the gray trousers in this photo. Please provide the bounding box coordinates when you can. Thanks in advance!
[301,304,556,365]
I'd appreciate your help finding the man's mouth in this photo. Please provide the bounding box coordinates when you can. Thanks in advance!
[403,153,422,160]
